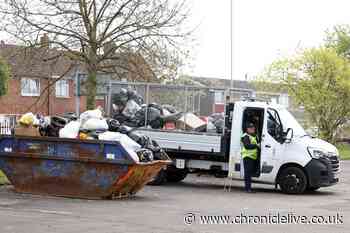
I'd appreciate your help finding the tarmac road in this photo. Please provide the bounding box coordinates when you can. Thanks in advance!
[0,161,349,233]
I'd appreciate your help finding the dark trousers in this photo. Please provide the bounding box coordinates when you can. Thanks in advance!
[243,157,257,191]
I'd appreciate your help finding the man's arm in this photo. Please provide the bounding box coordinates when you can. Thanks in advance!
[241,135,259,150]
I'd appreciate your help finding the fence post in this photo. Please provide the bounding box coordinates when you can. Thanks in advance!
[144,84,150,127]
[192,90,195,112]
[75,72,80,117]
[184,86,188,130]
[107,80,112,117]
[223,89,229,136]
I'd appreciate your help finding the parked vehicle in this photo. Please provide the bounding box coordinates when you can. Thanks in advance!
[138,99,340,194]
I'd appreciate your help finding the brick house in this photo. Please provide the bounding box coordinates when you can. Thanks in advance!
[0,40,155,116]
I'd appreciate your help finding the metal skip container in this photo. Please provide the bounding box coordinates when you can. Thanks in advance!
[0,135,170,199]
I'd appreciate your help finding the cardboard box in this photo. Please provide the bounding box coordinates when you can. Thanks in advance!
[14,125,40,137]
[176,113,206,130]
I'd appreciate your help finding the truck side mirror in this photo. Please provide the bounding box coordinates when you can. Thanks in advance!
[283,128,293,143]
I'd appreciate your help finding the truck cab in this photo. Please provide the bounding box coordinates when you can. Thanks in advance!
[140,99,340,194]
[227,100,339,194]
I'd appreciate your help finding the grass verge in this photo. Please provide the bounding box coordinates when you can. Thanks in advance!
[337,143,350,160]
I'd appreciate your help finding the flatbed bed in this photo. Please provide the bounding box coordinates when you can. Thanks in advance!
[136,128,223,153]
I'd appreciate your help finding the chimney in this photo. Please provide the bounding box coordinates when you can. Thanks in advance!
[40,33,50,48]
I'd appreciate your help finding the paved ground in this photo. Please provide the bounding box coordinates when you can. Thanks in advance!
[0,162,349,233]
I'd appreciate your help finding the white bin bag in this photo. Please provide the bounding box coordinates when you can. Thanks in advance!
[80,108,103,123]
[98,131,140,162]
[122,100,141,118]
[59,121,81,138]
[81,118,108,131]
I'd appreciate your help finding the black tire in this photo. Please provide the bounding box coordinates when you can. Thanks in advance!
[166,168,188,183]
[278,167,307,194]
[147,169,167,185]
[307,186,320,192]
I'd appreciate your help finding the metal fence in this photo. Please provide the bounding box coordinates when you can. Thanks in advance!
[87,81,254,133]
[0,115,17,135]
[100,82,252,115]
[0,80,254,135]
[97,81,254,117]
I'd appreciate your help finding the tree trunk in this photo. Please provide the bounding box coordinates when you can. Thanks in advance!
[86,67,97,110]
[86,41,98,110]
[319,126,335,144]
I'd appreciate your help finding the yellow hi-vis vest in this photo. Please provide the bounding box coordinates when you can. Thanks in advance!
[241,133,258,160]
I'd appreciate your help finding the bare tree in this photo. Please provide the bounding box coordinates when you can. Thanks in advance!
[0,0,191,109]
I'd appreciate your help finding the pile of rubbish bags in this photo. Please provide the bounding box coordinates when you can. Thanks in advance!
[111,88,183,129]
[16,108,168,163]
[206,113,225,134]
[111,88,224,133]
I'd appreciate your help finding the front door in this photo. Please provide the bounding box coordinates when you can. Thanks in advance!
[238,107,264,178]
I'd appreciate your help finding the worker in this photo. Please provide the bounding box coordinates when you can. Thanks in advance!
[241,122,259,193]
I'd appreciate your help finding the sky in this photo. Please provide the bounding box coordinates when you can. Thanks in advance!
[187,0,350,80]
[2,0,350,81]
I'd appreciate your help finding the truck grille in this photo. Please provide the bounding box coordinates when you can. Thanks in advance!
[328,154,340,173]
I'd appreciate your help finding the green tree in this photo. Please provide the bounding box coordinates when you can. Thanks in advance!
[0,57,9,96]
[325,25,350,58]
[251,59,290,93]
[259,48,350,143]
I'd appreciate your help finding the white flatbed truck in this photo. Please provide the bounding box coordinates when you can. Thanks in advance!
[138,99,340,194]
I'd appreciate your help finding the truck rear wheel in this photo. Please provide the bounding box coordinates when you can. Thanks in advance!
[166,168,188,183]
[148,169,167,185]
[278,167,307,194]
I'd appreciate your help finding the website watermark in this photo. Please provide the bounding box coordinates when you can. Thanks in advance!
[184,212,344,225]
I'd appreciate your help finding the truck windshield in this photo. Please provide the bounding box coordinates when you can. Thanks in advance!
[277,108,306,137]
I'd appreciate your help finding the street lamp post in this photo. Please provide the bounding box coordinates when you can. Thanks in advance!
[230,0,234,99]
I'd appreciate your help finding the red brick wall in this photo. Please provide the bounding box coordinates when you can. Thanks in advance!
[48,79,87,115]
[95,99,106,110]
[0,78,91,115]
[214,103,225,113]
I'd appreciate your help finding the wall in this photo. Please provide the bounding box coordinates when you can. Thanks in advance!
[0,78,89,115]
[48,79,87,115]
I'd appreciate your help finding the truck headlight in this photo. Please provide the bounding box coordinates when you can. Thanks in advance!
[307,147,327,159]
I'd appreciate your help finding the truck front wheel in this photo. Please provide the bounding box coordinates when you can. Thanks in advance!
[278,167,307,194]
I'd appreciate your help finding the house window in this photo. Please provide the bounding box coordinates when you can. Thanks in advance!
[214,91,225,104]
[21,78,40,96]
[55,79,69,98]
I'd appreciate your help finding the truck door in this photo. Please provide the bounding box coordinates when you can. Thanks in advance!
[259,108,285,181]
[242,108,265,176]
